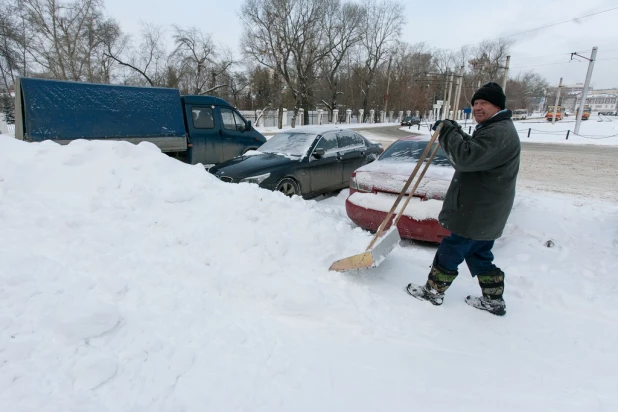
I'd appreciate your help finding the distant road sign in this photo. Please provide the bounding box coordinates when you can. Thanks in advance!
[463,107,472,114]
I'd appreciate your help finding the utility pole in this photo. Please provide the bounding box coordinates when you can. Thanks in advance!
[441,72,448,120]
[444,73,454,121]
[502,56,510,92]
[451,66,465,120]
[552,77,563,125]
[383,55,392,117]
[573,47,597,135]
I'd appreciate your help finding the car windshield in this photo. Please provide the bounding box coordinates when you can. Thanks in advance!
[257,132,317,157]
[379,140,452,167]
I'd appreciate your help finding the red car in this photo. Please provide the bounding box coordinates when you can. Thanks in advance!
[345,136,453,243]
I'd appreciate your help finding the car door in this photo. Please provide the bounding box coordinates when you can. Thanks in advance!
[307,132,344,194]
[337,131,369,184]
[187,106,223,165]
[219,107,254,162]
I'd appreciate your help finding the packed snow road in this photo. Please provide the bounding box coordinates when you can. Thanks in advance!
[356,125,618,202]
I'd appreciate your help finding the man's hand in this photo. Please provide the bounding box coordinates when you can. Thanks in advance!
[436,119,463,134]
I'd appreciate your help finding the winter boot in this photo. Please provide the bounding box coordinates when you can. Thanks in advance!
[406,262,458,306]
[406,282,445,305]
[465,268,506,316]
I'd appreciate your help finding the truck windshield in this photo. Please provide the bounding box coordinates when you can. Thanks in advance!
[258,132,317,157]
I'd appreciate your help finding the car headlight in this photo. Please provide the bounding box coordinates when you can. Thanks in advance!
[240,173,271,185]
[350,175,358,190]
[350,175,372,192]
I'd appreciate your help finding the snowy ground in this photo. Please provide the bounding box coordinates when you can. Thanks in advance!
[1,134,617,411]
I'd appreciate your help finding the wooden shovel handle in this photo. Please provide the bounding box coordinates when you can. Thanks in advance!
[392,141,441,227]
[365,124,442,251]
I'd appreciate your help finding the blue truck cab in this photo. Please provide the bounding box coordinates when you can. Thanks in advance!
[13,77,266,167]
[182,95,265,166]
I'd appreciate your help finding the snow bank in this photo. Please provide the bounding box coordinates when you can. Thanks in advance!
[1,135,618,411]
[0,136,375,411]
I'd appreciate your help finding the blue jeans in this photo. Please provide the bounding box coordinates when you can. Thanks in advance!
[435,233,497,277]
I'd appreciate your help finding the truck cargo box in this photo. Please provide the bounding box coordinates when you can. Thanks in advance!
[14,77,187,152]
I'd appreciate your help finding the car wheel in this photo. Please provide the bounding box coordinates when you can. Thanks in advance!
[275,177,301,196]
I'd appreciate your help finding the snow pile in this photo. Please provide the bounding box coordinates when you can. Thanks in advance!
[1,135,618,411]
[0,136,373,411]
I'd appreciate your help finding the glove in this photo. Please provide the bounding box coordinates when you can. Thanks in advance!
[431,120,442,131]
[436,119,460,134]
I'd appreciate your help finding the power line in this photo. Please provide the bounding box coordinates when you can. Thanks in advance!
[513,52,573,60]
[510,57,618,69]
[497,6,618,40]
[510,61,577,69]
[430,8,618,64]
[510,49,618,62]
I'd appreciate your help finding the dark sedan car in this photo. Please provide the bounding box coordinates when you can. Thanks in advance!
[208,127,383,198]
[401,116,421,126]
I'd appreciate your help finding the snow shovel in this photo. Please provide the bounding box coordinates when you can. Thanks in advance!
[329,124,443,272]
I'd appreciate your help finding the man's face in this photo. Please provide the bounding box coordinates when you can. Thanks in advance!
[473,99,501,123]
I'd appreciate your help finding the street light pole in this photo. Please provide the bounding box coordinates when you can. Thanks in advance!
[552,77,562,125]
[383,55,392,117]
[502,56,510,92]
[574,47,597,135]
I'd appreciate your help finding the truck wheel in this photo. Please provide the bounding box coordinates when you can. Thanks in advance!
[275,178,300,196]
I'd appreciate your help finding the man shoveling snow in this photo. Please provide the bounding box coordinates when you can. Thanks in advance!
[407,82,521,316]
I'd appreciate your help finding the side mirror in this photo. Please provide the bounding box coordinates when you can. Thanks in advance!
[246,120,252,131]
[313,148,325,158]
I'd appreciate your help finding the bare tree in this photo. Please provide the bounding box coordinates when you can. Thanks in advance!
[432,48,456,75]
[353,0,405,120]
[103,22,169,86]
[241,0,345,127]
[240,0,289,128]
[90,18,121,83]
[0,0,22,91]
[505,71,548,111]
[21,0,111,81]
[171,26,233,95]
[468,39,513,86]
[388,42,434,115]
[226,70,251,107]
[318,1,363,121]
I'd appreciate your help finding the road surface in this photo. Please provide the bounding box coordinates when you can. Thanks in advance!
[355,125,618,202]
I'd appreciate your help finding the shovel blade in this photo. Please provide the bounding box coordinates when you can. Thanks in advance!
[329,226,401,272]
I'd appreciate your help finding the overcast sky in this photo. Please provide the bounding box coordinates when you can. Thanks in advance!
[103,0,617,89]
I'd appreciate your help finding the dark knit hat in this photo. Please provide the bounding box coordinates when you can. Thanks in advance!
[471,82,506,110]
